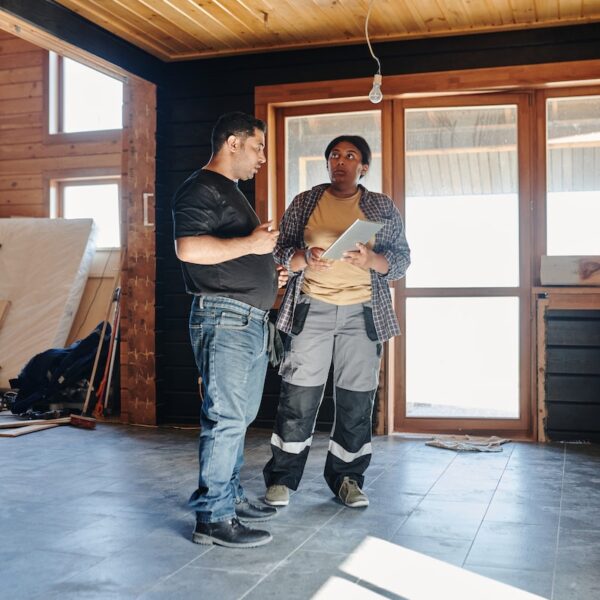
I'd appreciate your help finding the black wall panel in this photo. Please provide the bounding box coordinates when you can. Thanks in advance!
[545,310,600,442]
[155,24,600,424]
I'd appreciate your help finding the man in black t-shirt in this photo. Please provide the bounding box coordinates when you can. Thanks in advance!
[172,112,285,548]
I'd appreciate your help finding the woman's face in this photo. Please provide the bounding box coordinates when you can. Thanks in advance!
[327,141,368,188]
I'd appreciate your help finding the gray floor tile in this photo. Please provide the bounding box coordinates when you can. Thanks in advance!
[465,521,557,571]
[3,420,600,600]
[388,533,473,566]
[464,565,552,598]
[188,522,317,575]
[138,566,261,600]
[395,498,488,540]
[484,499,561,528]
[243,549,352,600]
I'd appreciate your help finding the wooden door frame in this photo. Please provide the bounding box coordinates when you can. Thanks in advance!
[0,9,157,425]
[393,92,534,437]
[256,58,600,438]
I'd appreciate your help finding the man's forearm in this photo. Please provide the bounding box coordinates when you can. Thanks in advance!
[175,235,252,265]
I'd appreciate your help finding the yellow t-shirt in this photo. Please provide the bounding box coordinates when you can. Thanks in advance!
[301,188,373,305]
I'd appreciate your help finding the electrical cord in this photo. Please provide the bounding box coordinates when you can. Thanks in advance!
[365,0,381,75]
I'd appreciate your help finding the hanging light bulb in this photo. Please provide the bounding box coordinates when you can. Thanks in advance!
[369,73,383,104]
[365,0,382,104]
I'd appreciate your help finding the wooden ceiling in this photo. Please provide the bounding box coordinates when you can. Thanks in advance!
[54,0,600,61]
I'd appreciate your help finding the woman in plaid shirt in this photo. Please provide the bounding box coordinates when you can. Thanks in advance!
[263,135,410,509]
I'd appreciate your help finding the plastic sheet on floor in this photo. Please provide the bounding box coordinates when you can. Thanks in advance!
[426,434,510,452]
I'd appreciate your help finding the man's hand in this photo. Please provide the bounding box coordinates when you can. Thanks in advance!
[276,265,288,288]
[341,243,389,274]
[248,221,279,255]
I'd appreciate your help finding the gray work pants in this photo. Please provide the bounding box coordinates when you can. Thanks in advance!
[264,295,381,494]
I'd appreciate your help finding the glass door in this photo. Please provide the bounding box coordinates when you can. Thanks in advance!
[394,94,532,433]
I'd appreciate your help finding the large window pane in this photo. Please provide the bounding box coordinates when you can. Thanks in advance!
[285,111,381,206]
[546,95,600,255]
[405,106,519,288]
[406,297,520,419]
[62,57,123,132]
[63,182,121,248]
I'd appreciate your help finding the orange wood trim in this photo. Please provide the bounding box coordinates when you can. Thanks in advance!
[254,102,269,222]
[256,59,600,106]
[0,10,131,82]
[275,108,285,219]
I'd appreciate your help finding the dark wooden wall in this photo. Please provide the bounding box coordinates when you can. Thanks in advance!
[155,23,600,424]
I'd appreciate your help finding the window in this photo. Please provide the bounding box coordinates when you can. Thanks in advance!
[405,105,520,289]
[49,52,123,134]
[546,94,600,255]
[51,179,121,248]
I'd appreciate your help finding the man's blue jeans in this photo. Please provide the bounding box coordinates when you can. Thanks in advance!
[188,295,269,523]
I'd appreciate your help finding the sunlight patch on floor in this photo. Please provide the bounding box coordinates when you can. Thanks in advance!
[312,536,548,600]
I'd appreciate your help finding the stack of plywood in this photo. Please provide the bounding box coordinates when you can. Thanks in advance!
[0,218,95,389]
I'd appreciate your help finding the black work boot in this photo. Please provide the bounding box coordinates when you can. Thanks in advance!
[235,498,277,522]
[192,517,272,548]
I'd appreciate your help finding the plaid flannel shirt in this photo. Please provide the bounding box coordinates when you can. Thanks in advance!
[274,184,410,342]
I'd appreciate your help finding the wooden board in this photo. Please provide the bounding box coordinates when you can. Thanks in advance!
[0,417,71,429]
[541,256,600,286]
[0,423,59,436]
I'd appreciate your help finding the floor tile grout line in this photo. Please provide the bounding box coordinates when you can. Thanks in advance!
[354,444,464,589]
[236,507,346,600]
[135,545,215,598]
[238,434,418,600]
[385,444,462,539]
[459,442,516,569]
[549,443,567,600]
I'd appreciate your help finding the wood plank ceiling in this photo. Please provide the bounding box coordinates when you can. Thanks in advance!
[54,0,600,61]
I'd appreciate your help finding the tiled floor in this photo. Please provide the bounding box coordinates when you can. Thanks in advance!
[2,421,600,600]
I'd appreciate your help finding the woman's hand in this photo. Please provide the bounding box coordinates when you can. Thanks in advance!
[341,243,389,274]
[304,247,332,271]
[289,247,332,272]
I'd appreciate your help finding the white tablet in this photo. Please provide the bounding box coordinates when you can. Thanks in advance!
[321,219,384,260]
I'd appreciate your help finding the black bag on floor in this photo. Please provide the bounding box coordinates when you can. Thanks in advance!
[8,322,111,415]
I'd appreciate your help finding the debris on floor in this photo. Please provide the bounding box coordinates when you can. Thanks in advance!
[425,434,510,452]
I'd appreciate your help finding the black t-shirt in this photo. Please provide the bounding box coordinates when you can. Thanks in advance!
[172,169,278,311]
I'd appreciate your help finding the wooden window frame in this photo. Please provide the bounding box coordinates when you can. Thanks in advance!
[48,170,122,249]
[256,58,600,440]
[533,84,600,281]
[44,51,125,144]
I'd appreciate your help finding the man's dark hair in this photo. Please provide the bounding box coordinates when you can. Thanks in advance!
[324,135,372,167]
[211,112,266,154]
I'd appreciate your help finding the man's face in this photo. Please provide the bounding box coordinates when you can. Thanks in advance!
[234,128,266,181]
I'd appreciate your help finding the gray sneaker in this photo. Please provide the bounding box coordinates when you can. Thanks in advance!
[265,484,289,506]
[338,477,369,508]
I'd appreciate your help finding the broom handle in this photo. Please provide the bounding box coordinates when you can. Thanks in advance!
[81,294,114,415]
[103,308,121,409]
[81,253,123,416]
